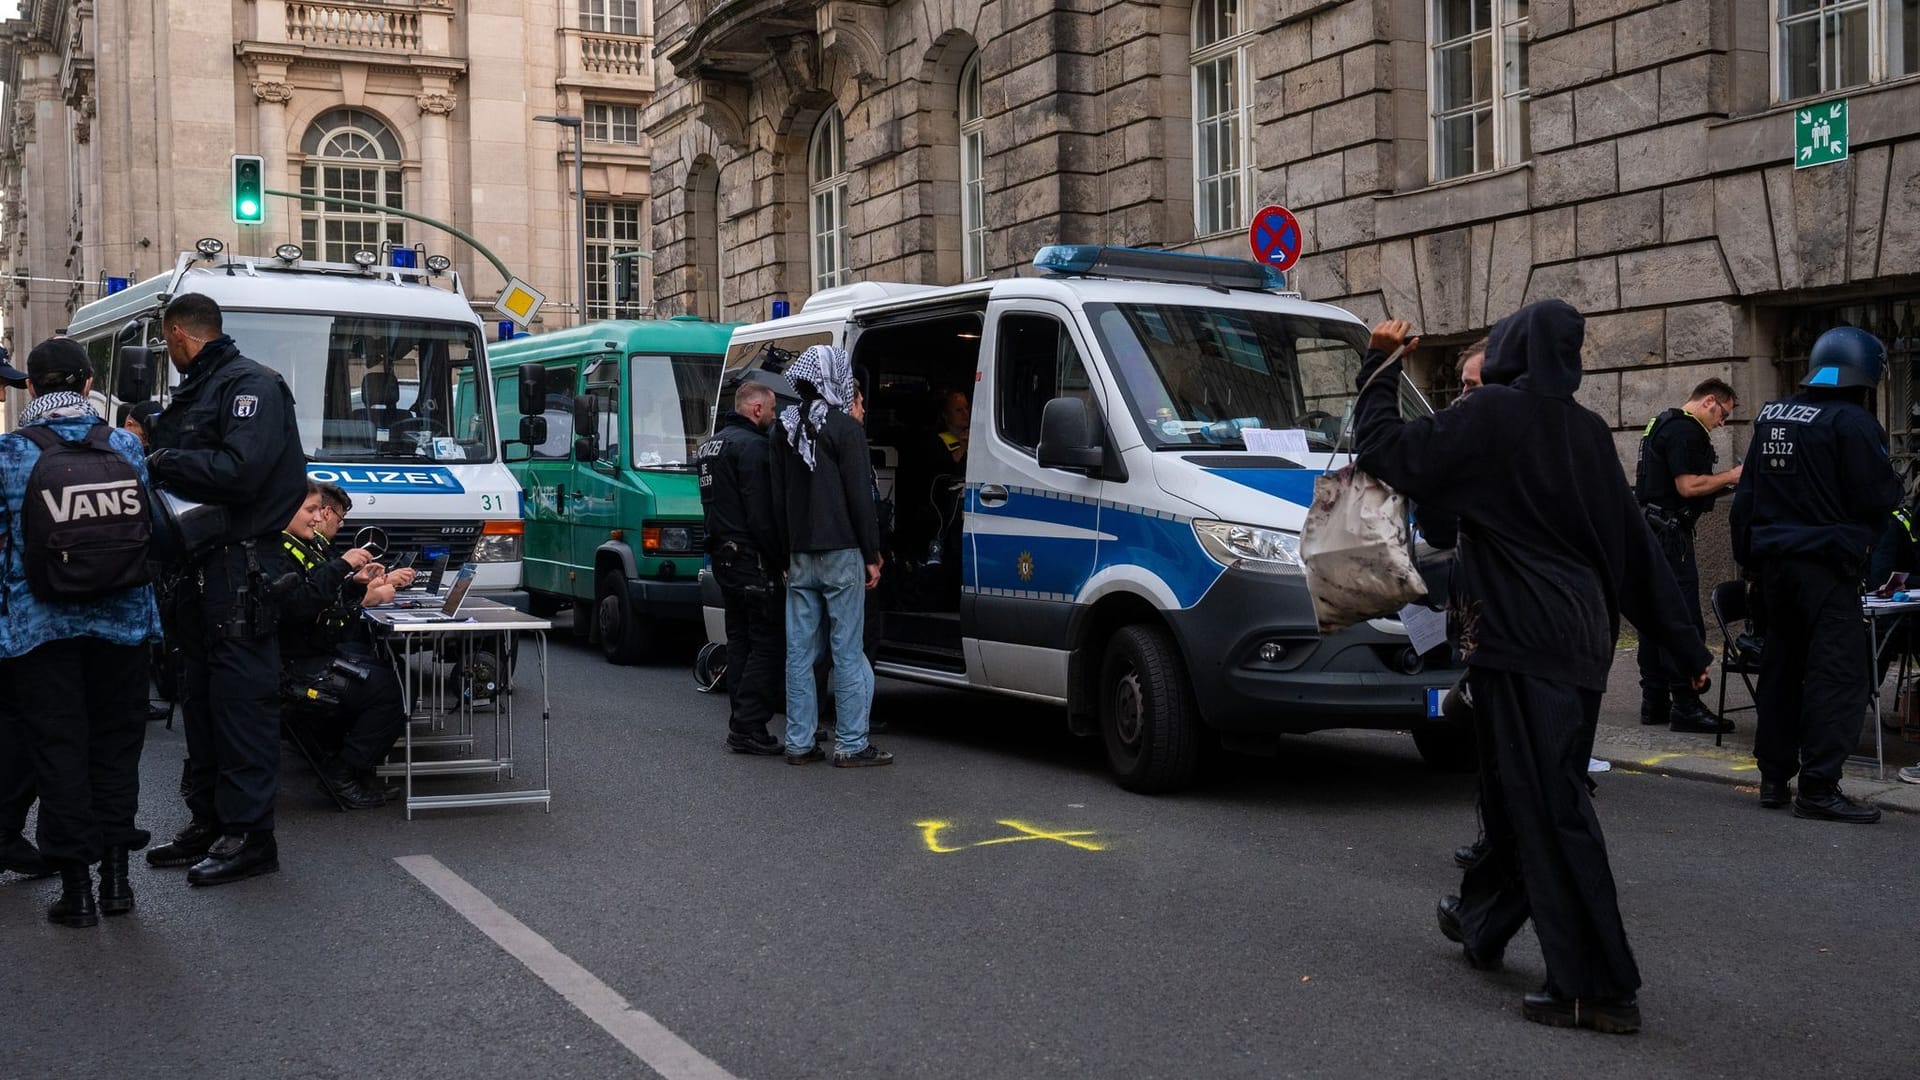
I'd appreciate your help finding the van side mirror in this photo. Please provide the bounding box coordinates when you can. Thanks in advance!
[518,414,548,447]
[517,362,546,418]
[1036,397,1105,474]
[115,346,154,404]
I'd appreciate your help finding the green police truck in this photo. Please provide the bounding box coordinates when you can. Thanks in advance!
[490,317,737,663]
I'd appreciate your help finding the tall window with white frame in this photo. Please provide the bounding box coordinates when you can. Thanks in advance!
[1191,0,1252,238]
[1777,0,1920,101]
[299,108,405,262]
[580,0,640,34]
[585,102,641,145]
[959,54,988,280]
[809,108,849,292]
[1429,0,1530,182]
[587,200,644,319]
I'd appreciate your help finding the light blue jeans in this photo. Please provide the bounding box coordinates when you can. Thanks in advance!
[784,549,874,755]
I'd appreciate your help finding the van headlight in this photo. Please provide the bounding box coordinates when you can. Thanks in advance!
[1193,519,1304,574]
[472,520,524,562]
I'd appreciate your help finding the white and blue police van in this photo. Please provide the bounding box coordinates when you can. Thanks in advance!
[709,245,1462,792]
[65,240,524,591]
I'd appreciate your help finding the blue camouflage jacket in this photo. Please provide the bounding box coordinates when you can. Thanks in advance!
[0,409,163,659]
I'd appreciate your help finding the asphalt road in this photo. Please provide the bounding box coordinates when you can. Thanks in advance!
[4,626,1915,1079]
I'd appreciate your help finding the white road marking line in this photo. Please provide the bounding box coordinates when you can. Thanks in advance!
[396,855,739,1080]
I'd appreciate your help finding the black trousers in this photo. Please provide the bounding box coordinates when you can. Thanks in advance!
[177,544,283,834]
[1,639,149,866]
[1636,517,1703,697]
[0,665,36,839]
[1453,668,1640,1001]
[1754,559,1868,789]
[720,578,784,743]
[288,651,406,771]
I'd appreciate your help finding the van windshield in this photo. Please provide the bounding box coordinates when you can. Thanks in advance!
[223,311,495,463]
[1085,302,1368,450]
[629,353,725,469]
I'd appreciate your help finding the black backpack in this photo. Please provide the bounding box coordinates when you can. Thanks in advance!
[17,423,151,599]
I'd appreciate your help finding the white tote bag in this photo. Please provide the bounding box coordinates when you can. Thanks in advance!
[1299,352,1428,634]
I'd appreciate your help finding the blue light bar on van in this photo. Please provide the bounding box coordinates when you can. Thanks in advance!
[1032,245,1287,290]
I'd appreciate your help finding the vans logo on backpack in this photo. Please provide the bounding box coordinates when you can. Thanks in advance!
[17,424,152,600]
[39,478,143,523]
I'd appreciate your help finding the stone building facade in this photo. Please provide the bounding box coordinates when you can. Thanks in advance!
[645,0,1920,584]
[0,0,662,348]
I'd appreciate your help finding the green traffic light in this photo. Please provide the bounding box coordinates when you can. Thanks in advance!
[239,199,259,217]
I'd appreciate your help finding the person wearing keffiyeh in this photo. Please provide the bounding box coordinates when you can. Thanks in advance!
[768,345,892,767]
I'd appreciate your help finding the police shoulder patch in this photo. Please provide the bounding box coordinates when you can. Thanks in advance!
[233,394,259,418]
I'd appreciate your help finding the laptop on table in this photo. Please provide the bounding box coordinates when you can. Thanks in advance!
[383,564,477,623]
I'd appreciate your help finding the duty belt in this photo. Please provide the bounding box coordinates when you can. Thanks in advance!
[1642,505,1695,534]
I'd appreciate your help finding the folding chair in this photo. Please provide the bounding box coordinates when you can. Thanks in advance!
[1708,581,1763,748]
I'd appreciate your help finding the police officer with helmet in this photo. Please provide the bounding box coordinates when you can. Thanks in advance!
[1731,326,1904,824]
[142,293,308,883]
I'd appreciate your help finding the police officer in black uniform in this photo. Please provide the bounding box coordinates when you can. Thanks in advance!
[1634,378,1744,734]
[142,293,307,884]
[698,376,786,754]
[1731,327,1904,824]
[268,482,407,809]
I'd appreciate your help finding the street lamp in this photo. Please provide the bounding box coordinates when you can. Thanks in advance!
[534,113,587,324]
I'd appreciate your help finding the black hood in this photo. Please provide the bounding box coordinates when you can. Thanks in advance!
[1481,299,1584,398]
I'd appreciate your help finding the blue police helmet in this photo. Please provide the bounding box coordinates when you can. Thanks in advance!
[1802,326,1886,389]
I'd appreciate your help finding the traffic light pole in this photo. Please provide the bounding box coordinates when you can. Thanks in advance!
[263,188,516,285]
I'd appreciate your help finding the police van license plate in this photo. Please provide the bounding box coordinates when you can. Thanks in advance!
[1426,688,1445,718]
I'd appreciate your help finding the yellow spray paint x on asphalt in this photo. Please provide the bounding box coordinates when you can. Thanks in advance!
[914,819,1107,854]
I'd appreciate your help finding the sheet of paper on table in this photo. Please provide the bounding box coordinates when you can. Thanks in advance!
[1242,428,1312,457]
[1398,602,1449,656]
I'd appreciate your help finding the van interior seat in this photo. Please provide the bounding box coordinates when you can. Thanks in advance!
[356,370,407,430]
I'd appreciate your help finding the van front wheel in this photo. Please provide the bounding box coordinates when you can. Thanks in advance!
[1099,624,1202,793]
[596,571,651,665]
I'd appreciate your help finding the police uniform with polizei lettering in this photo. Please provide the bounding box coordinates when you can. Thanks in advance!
[1731,334,1903,821]
[144,335,307,875]
[697,410,785,752]
[1632,407,1725,730]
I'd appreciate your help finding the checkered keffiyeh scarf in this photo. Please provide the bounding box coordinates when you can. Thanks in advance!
[778,345,856,471]
[18,391,95,425]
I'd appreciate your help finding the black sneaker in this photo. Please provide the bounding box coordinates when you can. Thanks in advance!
[785,746,826,766]
[727,736,783,756]
[833,745,895,768]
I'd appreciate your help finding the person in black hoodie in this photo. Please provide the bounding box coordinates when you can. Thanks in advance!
[1353,300,1711,1035]
[698,377,787,755]
[1730,326,1903,823]
[142,293,307,886]
[770,345,891,768]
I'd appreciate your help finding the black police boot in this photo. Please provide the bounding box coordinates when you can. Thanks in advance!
[0,831,53,879]
[1668,695,1734,734]
[1452,837,1490,870]
[1792,784,1881,824]
[97,847,134,916]
[317,756,386,810]
[1639,692,1670,727]
[146,819,219,868]
[1758,777,1793,809]
[187,832,280,887]
[1436,895,1504,971]
[47,865,99,928]
[1521,989,1641,1034]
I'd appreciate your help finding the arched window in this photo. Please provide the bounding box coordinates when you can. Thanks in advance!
[959,55,987,280]
[689,159,722,321]
[1191,0,1252,237]
[299,108,404,262]
[808,107,849,292]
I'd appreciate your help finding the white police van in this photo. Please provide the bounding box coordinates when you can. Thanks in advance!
[65,241,523,589]
[711,246,1461,792]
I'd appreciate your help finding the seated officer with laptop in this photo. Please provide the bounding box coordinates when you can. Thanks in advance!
[269,482,413,809]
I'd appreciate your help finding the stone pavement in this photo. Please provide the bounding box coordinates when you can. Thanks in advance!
[1591,645,1920,814]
